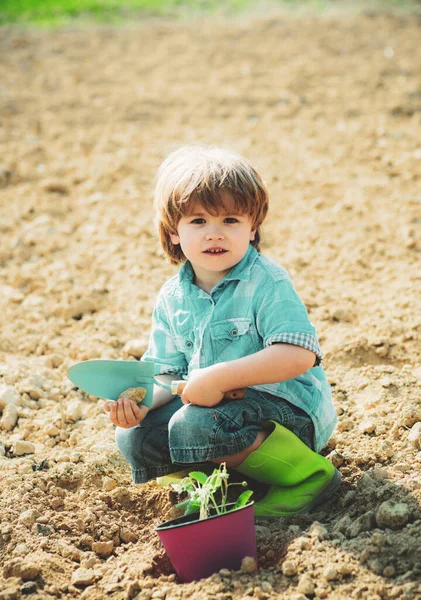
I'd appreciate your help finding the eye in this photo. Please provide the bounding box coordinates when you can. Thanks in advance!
[224,217,239,224]
[190,218,206,224]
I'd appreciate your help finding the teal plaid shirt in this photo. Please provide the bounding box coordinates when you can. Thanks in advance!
[143,245,337,451]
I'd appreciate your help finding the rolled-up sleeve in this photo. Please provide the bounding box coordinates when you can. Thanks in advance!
[142,300,188,377]
[255,278,323,363]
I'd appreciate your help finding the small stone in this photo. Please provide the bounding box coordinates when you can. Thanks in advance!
[18,509,40,527]
[297,574,315,595]
[383,565,396,578]
[378,440,394,458]
[241,556,257,574]
[359,418,377,434]
[407,422,421,449]
[337,563,353,576]
[376,501,410,530]
[119,528,138,544]
[71,568,96,587]
[65,400,82,422]
[123,339,146,359]
[326,450,344,467]
[308,521,329,541]
[219,568,231,577]
[346,512,375,538]
[4,560,40,581]
[92,540,114,558]
[46,424,60,437]
[400,405,421,428]
[281,559,298,576]
[13,441,35,456]
[0,385,20,406]
[323,566,338,581]
[0,587,18,600]
[20,582,38,595]
[0,404,18,431]
[261,581,273,593]
[102,477,117,491]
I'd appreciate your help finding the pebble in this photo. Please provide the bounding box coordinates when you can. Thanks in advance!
[20,582,38,595]
[0,404,18,431]
[3,559,40,580]
[297,574,315,595]
[219,568,231,577]
[378,440,394,458]
[65,400,83,422]
[123,339,145,358]
[0,385,20,406]
[92,540,114,558]
[400,405,421,428]
[18,509,40,526]
[326,450,344,467]
[71,568,96,587]
[359,417,377,434]
[346,511,376,538]
[0,587,18,600]
[407,422,421,449]
[281,559,298,576]
[102,476,117,491]
[241,556,257,573]
[323,565,338,581]
[309,521,329,541]
[13,441,35,456]
[376,501,410,530]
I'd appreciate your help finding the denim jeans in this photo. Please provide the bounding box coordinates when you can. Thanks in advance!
[115,388,315,484]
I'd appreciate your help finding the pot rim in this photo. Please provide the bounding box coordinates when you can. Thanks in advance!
[155,501,254,531]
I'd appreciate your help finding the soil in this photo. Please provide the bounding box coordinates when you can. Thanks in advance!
[1,6,421,600]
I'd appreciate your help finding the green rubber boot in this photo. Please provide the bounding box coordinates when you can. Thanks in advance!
[235,421,340,518]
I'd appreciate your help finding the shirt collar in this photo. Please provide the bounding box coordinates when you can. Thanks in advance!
[178,244,259,295]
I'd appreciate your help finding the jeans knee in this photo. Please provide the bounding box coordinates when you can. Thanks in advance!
[115,426,139,463]
[168,404,214,448]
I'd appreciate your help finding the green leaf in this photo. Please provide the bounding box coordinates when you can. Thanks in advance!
[175,498,192,509]
[188,471,208,485]
[184,502,200,516]
[233,490,253,510]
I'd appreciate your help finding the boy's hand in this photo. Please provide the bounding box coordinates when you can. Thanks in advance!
[103,399,149,428]
[180,368,224,407]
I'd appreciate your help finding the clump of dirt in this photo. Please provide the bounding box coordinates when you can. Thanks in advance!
[1,7,421,600]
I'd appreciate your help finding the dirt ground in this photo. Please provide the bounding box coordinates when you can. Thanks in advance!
[1,6,421,600]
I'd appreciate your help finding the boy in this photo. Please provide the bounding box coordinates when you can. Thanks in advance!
[104,145,340,518]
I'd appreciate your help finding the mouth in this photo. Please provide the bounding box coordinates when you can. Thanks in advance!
[203,248,228,255]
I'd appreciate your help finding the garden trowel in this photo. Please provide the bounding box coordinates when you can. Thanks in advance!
[67,359,245,408]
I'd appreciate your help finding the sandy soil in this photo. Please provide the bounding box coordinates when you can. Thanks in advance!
[1,7,421,600]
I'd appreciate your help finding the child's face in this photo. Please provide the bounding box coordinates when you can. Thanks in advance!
[170,194,256,286]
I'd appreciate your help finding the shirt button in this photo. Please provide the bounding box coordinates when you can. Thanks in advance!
[186,341,193,348]
[231,329,238,337]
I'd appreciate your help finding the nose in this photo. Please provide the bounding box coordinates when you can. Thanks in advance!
[205,225,224,240]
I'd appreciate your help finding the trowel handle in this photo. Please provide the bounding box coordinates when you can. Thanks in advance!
[171,380,246,400]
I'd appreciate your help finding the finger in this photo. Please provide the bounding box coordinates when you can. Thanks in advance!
[116,400,130,427]
[123,399,138,424]
[108,401,119,426]
[103,401,113,413]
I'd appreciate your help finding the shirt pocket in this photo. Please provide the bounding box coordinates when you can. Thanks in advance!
[173,330,195,362]
[209,317,258,361]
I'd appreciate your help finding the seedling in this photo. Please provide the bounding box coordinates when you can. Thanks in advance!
[172,462,253,521]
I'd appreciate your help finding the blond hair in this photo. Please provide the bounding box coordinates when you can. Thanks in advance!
[154,145,269,264]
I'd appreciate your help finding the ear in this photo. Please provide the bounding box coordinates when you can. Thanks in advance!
[169,232,180,245]
[249,229,256,242]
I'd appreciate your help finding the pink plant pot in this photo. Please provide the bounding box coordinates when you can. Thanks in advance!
[155,503,257,582]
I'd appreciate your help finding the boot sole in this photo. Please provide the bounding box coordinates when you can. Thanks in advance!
[255,468,341,519]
